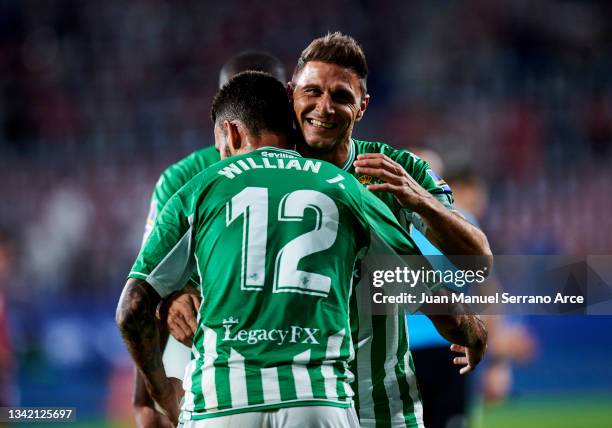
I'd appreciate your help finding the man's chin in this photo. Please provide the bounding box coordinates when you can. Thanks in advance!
[299,137,340,154]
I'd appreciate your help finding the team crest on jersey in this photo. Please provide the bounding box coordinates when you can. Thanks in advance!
[426,169,452,193]
[358,174,373,185]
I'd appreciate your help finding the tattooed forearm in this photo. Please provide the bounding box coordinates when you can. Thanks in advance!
[422,287,487,349]
[133,328,170,407]
[116,278,166,394]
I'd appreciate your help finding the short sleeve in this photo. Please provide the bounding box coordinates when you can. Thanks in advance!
[129,189,197,298]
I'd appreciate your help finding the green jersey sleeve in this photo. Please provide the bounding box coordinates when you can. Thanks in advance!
[389,149,455,237]
[378,145,452,200]
[351,181,442,298]
[130,180,201,297]
[142,146,221,244]
[352,140,455,236]
[359,186,419,255]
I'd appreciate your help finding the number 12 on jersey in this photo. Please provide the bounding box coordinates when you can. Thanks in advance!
[226,187,339,297]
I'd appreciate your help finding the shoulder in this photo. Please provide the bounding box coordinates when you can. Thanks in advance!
[165,162,225,215]
[312,159,370,209]
[155,147,220,194]
[165,146,220,178]
[193,146,222,166]
[353,138,452,197]
[353,139,424,170]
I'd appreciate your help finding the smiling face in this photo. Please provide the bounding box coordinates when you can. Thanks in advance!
[291,61,369,154]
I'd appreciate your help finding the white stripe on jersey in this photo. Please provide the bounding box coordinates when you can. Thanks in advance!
[292,349,313,399]
[261,367,281,403]
[182,358,197,411]
[184,285,201,412]
[355,281,375,424]
[383,306,408,428]
[403,317,425,428]
[228,348,248,407]
[322,329,345,399]
[201,326,218,409]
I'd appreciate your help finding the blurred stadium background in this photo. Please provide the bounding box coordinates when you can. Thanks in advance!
[0,0,611,426]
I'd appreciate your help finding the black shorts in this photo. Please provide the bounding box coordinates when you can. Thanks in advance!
[412,346,469,428]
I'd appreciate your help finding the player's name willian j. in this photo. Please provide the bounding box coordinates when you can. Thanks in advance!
[218,153,322,179]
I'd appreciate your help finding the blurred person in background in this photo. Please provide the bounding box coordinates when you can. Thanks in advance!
[407,150,472,428]
[409,149,535,428]
[290,32,491,428]
[446,168,535,408]
[132,51,287,428]
[0,230,15,414]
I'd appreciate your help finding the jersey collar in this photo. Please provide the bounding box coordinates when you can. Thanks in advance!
[341,139,356,171]
[255,146,302,158]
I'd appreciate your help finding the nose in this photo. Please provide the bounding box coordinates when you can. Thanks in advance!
[315,92,334,116]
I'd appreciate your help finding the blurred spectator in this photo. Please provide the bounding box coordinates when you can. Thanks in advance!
[0,0,610,422]
[1,1,611,296]
[0,229,15,409]
[446,168,536,406]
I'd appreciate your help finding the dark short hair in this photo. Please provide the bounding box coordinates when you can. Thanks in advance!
[292,32,368,97]
[219,51,286,88]
[211,71,292,137]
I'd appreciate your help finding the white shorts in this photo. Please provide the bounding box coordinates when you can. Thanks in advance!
[162,335,192,380]
[153,336,191,415]
[180,406,359,428]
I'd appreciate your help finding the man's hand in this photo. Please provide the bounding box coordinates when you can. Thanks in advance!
[134,406,174,428]
[428,312,487,374]
[354,153,435,209]
[450,343,486,375]
[354,152,493,270]
[160,285,200,347]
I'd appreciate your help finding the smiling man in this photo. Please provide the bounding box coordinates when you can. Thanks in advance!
[289,34,490,263]
[157,34,491,428]
[288,33,492,428]
[117,71,485,428]
[291,59,365,165]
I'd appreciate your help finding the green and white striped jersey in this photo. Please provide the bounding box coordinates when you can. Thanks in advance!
[130,147,425,421]
[142,146,221,245]
[345,139,454,428]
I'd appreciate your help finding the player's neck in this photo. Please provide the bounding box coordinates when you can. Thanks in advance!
[250,132,291,152]
[297,138,350,168]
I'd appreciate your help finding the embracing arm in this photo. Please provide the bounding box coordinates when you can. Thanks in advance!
[354,153,492,271]
[116,278,179,425]
[415,196,492,268]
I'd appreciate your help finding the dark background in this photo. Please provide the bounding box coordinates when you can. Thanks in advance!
[0,0,611,425]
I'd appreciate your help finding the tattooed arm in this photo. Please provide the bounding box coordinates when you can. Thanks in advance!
[116,278,179,425]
